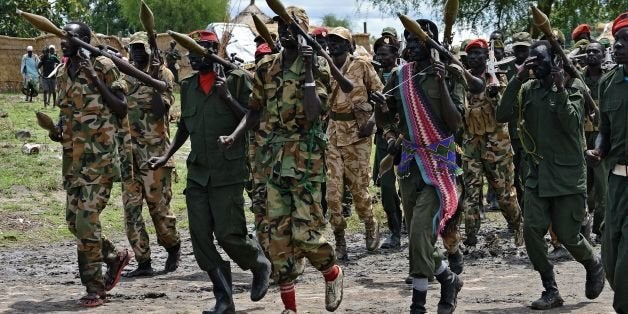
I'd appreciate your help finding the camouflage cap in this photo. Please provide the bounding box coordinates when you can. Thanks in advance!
[599,37,611,48]
[492,39,505,49]
[129,31,151,55]
[459,39,471,56]
[511,32,532,47]
[382,27,398,38]
[329,27,352,43]
[273,6,309,31]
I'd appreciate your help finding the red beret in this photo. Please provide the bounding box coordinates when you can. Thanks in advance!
[311,27,328,37]
[188,30,219,43]
[571,24,591,40]
[465,38,489,52]
[612,12,628,37]
[255,43,272,57]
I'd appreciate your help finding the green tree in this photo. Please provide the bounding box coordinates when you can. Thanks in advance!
[119,0,230,34]
[89,0,131,35]
[362,0,625,39]
[54,0,90,22]
[322,14,353,29]
[0,0,62,37]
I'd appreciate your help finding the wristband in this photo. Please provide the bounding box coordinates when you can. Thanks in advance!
[303,82,316,87]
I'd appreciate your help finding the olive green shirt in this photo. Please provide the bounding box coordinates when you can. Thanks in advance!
[179,69,252,187]
[497,76,587,197]
[599,65,628,166]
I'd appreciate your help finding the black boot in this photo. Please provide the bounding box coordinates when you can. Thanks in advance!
[380,234,401,249]
[165,242,181,272]
[447,250,464,275]
[250,240,271,302]
[410,289,427,314]
[530,271,564,310]
[123,259,154,277]
[435,269,463,314]
[203,262,235,314]
[583,255,605,299]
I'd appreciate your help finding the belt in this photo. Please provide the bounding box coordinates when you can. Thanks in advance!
[330,111,355,121]
[612,164,628,177]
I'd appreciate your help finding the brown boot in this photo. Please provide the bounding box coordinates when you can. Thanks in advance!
[334,229,347,260]
[365,219,381,251]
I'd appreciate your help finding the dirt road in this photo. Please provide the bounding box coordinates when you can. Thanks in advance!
[0,218,615,313]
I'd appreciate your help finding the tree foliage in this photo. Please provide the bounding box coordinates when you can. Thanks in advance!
[119,0,230,34]
[89,0,131,35]
[0,0,63,37]
[362,0,625,40]
[322,14,353,29]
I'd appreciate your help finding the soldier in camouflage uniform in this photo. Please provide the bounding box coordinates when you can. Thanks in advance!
[326,27,384,259]
[461,39,523,247]
[50,21,130,307]
[219,7,343,313]
[119,32,181,277]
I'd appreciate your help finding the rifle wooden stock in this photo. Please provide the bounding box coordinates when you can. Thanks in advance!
[167,30,252,79]
[265,0,354,93]
[398,13,485,94]
[252,13,277,52]
[530,5,599,118]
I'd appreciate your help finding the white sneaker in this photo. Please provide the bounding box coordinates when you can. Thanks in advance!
[325,266,344,312]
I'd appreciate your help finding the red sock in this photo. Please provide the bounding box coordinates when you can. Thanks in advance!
[280,281,296,312]
[322,264,340,282]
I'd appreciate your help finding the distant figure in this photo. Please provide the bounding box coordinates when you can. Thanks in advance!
[38,45,61,107]
[164,40,181,84]
[21,45,40,102]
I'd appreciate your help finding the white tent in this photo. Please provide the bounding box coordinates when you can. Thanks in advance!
[205,23,257,64]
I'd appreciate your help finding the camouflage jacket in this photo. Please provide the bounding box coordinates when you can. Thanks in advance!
[327,56,384,146]
[57,56,127,189]
[581,66,608,132]
[122,65,176,170]
[463,72,509,136]
[250,52,332,182]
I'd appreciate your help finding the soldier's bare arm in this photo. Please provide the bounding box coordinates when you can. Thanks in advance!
[149,120,190,169]
[301,45,323,121]
[434,60,462,131]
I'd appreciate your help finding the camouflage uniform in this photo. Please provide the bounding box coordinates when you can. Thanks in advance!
[326,54,384,234]
[462,73,522,245]
[251,52,336,283]
[121,34,180,265]
[57,55,127,293]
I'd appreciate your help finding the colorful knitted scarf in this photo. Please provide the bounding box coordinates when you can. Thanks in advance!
[397,62,462,235]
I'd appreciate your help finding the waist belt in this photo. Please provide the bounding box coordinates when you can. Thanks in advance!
[612,164,628,177]
[330,111,355,121]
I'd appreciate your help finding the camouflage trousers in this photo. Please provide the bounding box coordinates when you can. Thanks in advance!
[462,129,522,243]
[265,177,336,283]
[326,137,375,231]
[66,183,119,293]
[122,166,180,264]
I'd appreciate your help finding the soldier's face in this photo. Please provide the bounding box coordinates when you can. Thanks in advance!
[513,46,530,64]
[466,47,488,70]
[585,43,605,66]
[130,44,148,66]
[328,35,350,57]
[61,24,81,57]
[404,34,429,63]
[315,35,328,52]
[375,46,396,68]
[188,41,214,72]
[614,27,628,65]
[530,45,552,79]
[278,20,297,48]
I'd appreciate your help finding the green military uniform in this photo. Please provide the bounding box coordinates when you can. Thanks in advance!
[121,46,180,266]
[377,62,466,278]
[250,52,336,283]
[598,64,628,313]
[57,55,127,294]
[581,66,609,237]
[497,76,596,275]
[179,69,261,272]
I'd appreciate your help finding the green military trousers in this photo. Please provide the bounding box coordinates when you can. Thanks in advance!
[399,163,445,278]
[185,179,261,272]
[523,188,594,275]
[602,173,628,314]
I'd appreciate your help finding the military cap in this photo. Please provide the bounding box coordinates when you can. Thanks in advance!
[571,24,591,41]
[512,32,532,47]
[373,36,400,53]
[382,27,398,38]
[459,39,471,56]
[129,31,151,55]
[492,39,505,49]
[612,12,628,36]
[599,37,611,48]
[188,30,220,43]
[329,27,352,43]
[465,38,489,52]
[311,26,328,37]
[273,6,309,31]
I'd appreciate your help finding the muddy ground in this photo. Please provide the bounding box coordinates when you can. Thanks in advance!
[0,213,615,314]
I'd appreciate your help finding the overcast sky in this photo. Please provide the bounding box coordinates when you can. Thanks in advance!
[229,0,488,45]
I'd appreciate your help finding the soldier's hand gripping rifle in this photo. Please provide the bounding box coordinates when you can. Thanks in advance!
[16,9,168,93]
[252,13,279,53]
[486,41,500,87]
[140,0,168,118]
[442,0,459,50]
[530,5,599,123]
[398,13,485,94]
[167,30,253,80]
[266,0,354,93]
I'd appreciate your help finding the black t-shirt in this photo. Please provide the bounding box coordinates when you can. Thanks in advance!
[39,54,60,77]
